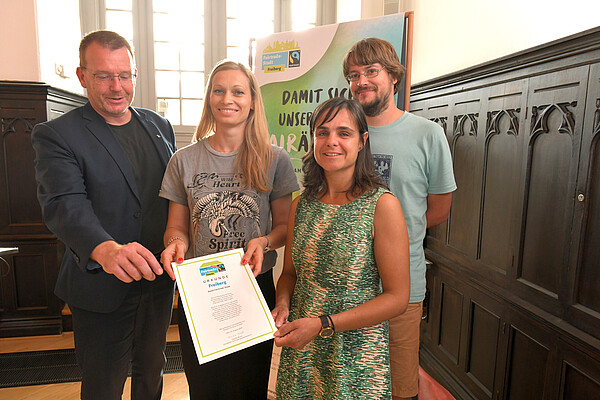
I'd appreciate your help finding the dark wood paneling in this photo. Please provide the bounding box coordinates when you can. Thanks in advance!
[576,63,600,316]
[0,94,48,237]
[448,104,481,258]
[413,28,600,400]
[561,363,600,400]
[478,81,526,275]
[466,301,501,397]
[439,282,464,364]
[421,264,435,342]
[519,67,588,300]
[0,240,64,336]
[504,328,548,400]
[0,82,85,337]
[577,130,600,311]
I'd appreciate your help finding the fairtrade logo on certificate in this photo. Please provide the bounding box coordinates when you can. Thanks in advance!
[199,263,226,276]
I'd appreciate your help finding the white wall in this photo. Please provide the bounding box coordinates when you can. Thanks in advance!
[0,0,82,94]
[37,0,84,94]
[398,0,600,84]
[0,0,40,81]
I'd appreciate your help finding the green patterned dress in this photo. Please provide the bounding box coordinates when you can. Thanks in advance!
[276,187,392,400]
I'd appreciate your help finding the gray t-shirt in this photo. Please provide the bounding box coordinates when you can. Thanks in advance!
[160,140,299,272]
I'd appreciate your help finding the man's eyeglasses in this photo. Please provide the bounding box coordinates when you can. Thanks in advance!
[346,66,385,82]
[82,68,136,84]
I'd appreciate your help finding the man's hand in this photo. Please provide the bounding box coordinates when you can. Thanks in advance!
[91,241,164,283]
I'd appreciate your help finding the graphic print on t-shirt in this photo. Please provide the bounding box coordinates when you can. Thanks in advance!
[373,154,392,186]
[187,172,261,255]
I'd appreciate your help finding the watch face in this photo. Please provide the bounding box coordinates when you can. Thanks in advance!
[319,327,334,338]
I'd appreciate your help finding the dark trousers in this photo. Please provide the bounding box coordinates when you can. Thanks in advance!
[70,274,175,400]
[178,269,276,400]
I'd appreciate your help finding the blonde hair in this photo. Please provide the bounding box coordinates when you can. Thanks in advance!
[194,60,273,192]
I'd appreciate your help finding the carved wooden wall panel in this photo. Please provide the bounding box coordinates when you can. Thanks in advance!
[411,28,600,400]
[478,81,526,275]
[0,98,48,236]
[573,63,600,336]
[577,110,600,311]
[519,67,588,304]
[0,82,85,336]
[448,103,481,258]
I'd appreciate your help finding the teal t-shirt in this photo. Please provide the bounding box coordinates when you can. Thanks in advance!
[369,112,456,302]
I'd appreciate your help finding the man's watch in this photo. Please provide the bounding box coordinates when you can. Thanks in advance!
[319,315,335,338]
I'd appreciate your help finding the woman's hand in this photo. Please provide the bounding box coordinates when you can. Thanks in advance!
[160,239,186,280]
[273,317,321,349]
[161,202,190,281]
[242,236,267,277]
[271,304,290,329]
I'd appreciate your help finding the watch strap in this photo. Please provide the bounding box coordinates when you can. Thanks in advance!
[319,315,334,337]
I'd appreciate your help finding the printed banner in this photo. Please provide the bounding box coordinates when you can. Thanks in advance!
[254,14,406,179]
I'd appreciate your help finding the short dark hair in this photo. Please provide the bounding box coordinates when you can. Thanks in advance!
[302,97,386,200]
[79,30,135,68]
[343,38,405,94]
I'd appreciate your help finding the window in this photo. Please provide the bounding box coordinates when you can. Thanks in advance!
[97,0,354,134]
[292,0,317,31]
[226,0,275,63]
[105,0,133,42]
[152,0,205,126]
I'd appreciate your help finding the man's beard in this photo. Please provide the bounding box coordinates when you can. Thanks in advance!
[360,87,392,117]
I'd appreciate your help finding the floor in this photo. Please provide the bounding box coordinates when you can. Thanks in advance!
[0,326,190,400]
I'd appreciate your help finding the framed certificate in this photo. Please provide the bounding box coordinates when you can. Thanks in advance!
[173,248,276,364]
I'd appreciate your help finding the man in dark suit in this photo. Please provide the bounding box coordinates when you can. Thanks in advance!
[31,30,177,400]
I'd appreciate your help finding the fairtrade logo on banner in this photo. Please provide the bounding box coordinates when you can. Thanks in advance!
[288,50,301,67]
[262,40,301,73]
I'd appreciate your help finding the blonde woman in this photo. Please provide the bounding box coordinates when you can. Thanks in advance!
[160,60,299,399]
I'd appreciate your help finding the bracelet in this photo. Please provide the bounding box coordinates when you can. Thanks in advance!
[260,235,271,252]
[167,236,185,246]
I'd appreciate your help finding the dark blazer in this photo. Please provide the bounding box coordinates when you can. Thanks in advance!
[32,102,176,313]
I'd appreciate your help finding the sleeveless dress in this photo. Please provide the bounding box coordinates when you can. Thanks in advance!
[276,187,392,400]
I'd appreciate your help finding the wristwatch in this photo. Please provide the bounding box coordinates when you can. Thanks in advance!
[319,315,335,338]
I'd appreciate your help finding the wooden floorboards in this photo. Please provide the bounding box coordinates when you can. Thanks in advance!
[0,326,190,400]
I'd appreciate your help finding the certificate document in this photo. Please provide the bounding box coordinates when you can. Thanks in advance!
[173,248,276,364]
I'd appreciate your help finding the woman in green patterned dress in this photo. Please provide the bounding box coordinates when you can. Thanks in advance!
[273,97,410,399]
